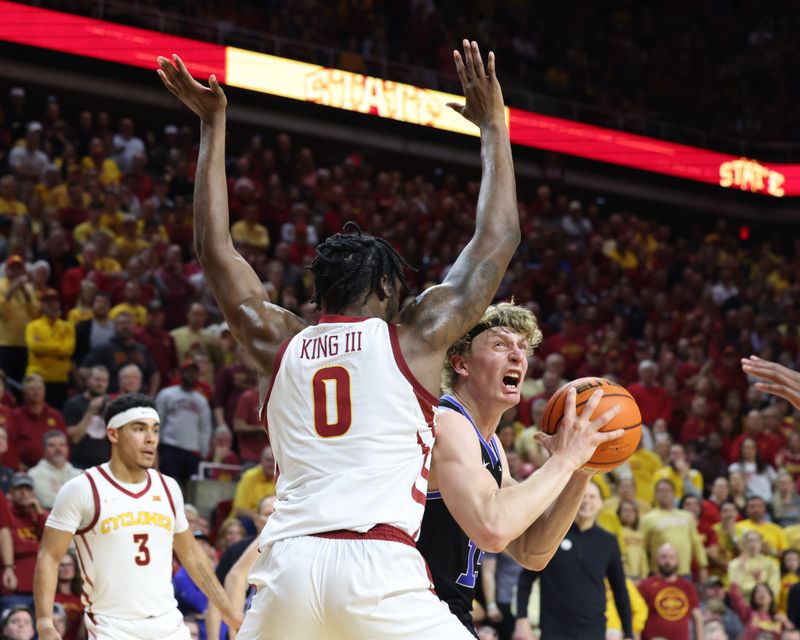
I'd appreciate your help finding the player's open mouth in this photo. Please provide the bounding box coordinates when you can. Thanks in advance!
[502,371,521,390]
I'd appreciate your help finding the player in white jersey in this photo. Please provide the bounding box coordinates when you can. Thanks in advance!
[33,394,242,640]
[157,39,518,639]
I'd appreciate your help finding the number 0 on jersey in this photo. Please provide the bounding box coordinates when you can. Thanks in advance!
[312,366,352,438]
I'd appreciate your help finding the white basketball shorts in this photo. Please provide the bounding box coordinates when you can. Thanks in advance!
[84,607,189,640]
[237,526,475,639]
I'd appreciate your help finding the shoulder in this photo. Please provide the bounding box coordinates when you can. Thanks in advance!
[156,472,183,497]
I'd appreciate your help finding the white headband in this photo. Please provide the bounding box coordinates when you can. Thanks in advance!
[107,407,160,431]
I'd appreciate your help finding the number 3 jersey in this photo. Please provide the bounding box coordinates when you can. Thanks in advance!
[46,463,189,619]
[260,315,438,550]
[417,395,504,629]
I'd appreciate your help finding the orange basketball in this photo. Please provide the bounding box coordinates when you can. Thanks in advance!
[542,377,642,473]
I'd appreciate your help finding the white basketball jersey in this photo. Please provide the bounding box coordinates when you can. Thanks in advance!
[260,315,438,549]
[71,466,181,619]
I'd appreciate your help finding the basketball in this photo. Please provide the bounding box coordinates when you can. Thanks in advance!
[542,377,642,473]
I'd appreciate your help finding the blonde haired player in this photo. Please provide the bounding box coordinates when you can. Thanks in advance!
[33,393,242,640]
[418,302,625,635]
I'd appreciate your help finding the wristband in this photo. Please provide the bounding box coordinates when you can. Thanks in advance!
[486,600,498,608]
[3,564,14,569]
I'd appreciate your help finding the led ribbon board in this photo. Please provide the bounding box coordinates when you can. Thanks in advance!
[0,0,797,196]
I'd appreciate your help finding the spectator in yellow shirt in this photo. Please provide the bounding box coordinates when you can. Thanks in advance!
[66,279,97,325]
[639,478,708,578]
[785,522,800,551]
[736,496,788,556]
[115,215,150,265]
[73,201,114,246]
[81,138,120,186]
[91,232,122,274]
[616,499,650,580]
[0,175,29,218]
[231,447,276,524]
[728,529,781,598]
[231,204,270,252]
[30,164,62,217]
[652,443,704,500]
[628,440,663,505]
[0,255,40,383]
[110,282,148,328]
[25,288,75,409]
[713,502,740,581]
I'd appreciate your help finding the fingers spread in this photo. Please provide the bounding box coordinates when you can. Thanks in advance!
[471,41,487,78]
[172,53,189,76]
[579,389,604,423]
[563,387,577,427]
[590,405,620,431]
[156,69,177,95]
[461,38,475,79]
[596,429,625,443]
[446,102,465,115]
[452,51,469,86]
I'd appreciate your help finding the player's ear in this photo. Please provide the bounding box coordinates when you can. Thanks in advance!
[450,353,468,377]
[106,426,120,444]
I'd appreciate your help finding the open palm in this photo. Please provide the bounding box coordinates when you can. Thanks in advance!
[157,54,227,121]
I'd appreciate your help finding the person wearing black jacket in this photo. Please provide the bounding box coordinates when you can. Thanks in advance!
[515,482,633,640]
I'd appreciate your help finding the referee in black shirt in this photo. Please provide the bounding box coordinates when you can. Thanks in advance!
[515,481,633,640]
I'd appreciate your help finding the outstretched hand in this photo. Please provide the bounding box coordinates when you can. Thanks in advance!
[157,54,227,123]
[742,355,800,409]
[447,40,505,129]
[535,388,622,472]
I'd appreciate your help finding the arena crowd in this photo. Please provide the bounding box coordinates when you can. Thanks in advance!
[0,79,798,640]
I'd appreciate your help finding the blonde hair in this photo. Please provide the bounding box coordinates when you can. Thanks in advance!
[441,302,543,393]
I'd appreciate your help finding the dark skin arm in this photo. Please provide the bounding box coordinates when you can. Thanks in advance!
[157,55,306,375]
[397,41,520,395]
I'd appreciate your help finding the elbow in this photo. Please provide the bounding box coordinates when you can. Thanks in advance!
[471,522,513,554]
[521,554,552,572]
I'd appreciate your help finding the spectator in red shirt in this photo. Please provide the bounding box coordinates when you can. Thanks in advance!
[154,245,194,330]
[575,343,605,379]
[714,345,749,397]
[639,543,703,640]
[776,432,800,483]
[134,299,178,389]
[732,410,767,462]
[213,346,256,429]
[8,374,67,469]
[233,386,267,463]
[680,395,713,444]
[6,472,48,609]
[54,552,85,640]
[629,360,673,428]
[60,243,109,311]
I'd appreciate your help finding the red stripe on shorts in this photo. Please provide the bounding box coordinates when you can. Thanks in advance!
[312,523,415,548]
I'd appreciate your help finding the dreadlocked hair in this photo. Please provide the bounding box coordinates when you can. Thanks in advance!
[309,222,411,313]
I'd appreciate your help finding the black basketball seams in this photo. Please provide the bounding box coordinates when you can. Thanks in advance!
[545,394,637,433]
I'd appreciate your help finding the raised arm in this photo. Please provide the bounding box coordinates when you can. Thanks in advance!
[398,42,519,388]
[156,55,305,372]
